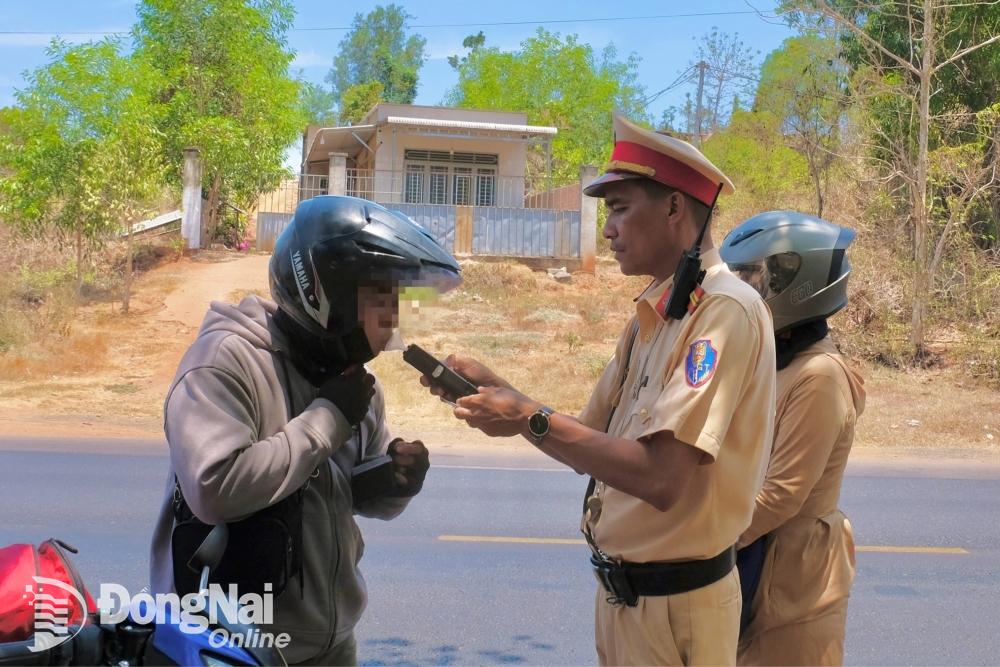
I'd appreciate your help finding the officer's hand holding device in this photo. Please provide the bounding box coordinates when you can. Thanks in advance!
[404,344,479,403]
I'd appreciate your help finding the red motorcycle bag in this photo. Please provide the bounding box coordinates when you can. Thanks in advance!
[0,539,96,643]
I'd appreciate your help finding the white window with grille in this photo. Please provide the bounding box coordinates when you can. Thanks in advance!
[453,168,472,206]
[404,164,425,204]
[475,168,496,207]
[429,166,449,205]
[402,150,498,205]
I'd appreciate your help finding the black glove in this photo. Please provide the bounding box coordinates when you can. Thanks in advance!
[388,438,430,497]
[317,366,376,425]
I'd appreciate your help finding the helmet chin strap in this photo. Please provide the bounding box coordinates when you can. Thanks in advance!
[273,309,375,385]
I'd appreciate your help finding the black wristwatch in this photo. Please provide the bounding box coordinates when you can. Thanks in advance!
[528,406,555,445]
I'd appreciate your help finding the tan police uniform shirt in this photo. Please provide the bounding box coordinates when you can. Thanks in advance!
[738,336,866,666]
[579,249,776,563]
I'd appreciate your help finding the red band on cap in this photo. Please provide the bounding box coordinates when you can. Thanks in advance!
[610,141,718,205]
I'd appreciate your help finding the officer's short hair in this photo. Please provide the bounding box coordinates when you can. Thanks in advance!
[638,179,711,226]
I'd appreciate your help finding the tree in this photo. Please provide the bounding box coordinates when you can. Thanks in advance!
[327,5,426,105]
[447,32,485,70]
[339,81,384,125]
[299,79,337,126]
[447,29,647,184]
[702,110,812,206]
[98,110,168,312]
[926,106,999,290]
[0,39,166,304]
[689,28,760,135]
[785,0,1000,355]
[755,34,849,217]
[132,0,304,243]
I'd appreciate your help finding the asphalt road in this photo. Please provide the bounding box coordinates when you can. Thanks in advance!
[1,437,998,666]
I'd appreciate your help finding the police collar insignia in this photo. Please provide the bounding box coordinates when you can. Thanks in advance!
[685,339,718,387]
[687,286,706,315]
[653,285,706,319]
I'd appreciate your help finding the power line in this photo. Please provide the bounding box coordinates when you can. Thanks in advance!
[642,65,700,106]
[0,9,784,37]
[312,10,781,30]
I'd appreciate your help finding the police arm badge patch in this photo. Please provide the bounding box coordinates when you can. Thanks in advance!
[685,339,718,388]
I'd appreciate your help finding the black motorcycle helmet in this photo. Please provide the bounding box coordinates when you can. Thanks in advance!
[269,196,461,374]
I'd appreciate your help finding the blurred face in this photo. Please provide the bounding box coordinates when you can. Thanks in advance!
[728,253,802,301]
[602,181,689,282]
[357,284,400,354]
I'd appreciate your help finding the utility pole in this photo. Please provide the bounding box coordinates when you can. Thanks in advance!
[693,60,708,146]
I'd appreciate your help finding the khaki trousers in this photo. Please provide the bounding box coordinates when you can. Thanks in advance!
[737,604,848,666]
[595,566,741,666]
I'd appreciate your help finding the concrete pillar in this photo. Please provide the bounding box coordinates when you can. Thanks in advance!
[328,152,348,196]
[579,165,599,273]
[181,148,202,250]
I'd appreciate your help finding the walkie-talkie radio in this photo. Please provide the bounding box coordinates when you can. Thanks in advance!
[403,344,479,402]
[662,183,726,320]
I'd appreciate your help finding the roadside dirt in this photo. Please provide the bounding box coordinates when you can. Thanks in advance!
[0,251,269,440]
[1,248,997,465]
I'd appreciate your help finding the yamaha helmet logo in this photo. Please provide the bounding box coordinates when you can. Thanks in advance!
[291,250,314,304]
[290,249,330,327]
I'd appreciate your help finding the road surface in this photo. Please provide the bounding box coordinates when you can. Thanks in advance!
[1,437,997,665]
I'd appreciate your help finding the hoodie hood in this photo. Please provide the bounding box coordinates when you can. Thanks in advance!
[834,349,866,418]
[799,336,866,417]
[197,295,287,353]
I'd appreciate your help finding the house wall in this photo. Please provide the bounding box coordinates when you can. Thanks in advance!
[371,127,528,207]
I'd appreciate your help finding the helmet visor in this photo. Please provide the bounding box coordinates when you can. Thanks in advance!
[728,252,802,300]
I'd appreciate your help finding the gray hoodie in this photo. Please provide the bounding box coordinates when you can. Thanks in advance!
[149,295,409,663]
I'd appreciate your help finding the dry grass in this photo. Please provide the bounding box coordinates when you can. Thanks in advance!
[368,257,645,433]
[0,226,190,432]
[857,362,999,451]
[1,221,996,453]
[371,254,999,452]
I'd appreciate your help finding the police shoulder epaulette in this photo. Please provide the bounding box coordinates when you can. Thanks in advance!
[687,285,706,315]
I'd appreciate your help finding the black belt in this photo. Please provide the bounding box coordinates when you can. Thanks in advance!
[591,545,736,607]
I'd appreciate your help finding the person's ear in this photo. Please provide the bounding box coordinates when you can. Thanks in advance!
[668,192,683,219]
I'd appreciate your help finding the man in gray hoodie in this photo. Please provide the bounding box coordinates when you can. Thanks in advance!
[149,196,462,665]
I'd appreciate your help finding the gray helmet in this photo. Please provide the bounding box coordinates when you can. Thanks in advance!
[720,211,855,334]
[269,195,461,341]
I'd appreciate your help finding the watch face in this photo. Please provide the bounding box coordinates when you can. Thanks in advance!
[529,411,549,437]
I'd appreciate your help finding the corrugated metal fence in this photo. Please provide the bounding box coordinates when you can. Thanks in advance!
[255,177,582,259]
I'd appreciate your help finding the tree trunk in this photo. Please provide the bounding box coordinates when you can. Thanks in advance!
[75,226,83,295]
[123,220,134,313]
[910,0,935,357]
[990,116,1000,251]
[205,172,222,245]
[806,143,825,218]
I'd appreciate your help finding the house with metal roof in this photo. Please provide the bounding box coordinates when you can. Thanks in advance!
[256,104,597,272]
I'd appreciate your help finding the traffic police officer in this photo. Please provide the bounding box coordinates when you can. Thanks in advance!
[721,211,865,666]
[425,113,776,666]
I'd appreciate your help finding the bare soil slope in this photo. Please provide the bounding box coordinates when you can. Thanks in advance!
[1,250,997,461]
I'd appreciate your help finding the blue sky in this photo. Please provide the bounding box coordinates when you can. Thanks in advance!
[0,0,794,121]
